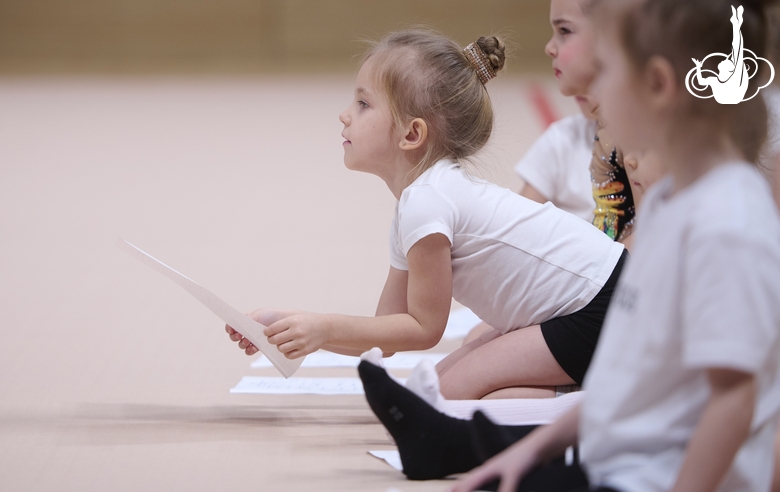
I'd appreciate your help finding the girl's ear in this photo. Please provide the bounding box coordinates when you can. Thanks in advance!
[399,118,428,150]
[645,55,678,111]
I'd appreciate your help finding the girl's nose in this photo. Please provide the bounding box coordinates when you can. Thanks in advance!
[339,109,349,126]
[545,38,557,59]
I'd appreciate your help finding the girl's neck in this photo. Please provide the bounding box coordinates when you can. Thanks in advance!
[661,124,742,195]
[380,153,426,200]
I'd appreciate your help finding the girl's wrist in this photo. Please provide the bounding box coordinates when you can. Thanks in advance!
[321,313,339,345]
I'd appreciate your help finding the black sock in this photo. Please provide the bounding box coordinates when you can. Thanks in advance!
[358,360,481,480]
[470,410,537,463]
[471,411,588,492]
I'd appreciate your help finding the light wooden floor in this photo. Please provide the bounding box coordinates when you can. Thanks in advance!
[0,74,576,491]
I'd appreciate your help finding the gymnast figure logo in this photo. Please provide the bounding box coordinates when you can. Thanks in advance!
[686,5,775,104]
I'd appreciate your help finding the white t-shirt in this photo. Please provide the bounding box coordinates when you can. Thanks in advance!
[580,163,780,492]
[514,113,597,221]
[389,159,624,333]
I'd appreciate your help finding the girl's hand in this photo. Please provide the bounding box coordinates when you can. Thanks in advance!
[264,313,331,359]
[452,406,580,492]
[225,308,300,356]
[449,439,539,492]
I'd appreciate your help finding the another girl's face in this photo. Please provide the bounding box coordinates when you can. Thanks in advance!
[591,25,652,154]
[545,0,598,103]
[624,151,666,205]
[339,58,398,175]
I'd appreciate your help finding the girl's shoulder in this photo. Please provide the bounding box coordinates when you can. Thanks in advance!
[541,113,596,149]
[681,163,779,241]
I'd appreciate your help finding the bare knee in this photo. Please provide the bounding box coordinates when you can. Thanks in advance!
[438,369,488,400]
[482,386,556,399]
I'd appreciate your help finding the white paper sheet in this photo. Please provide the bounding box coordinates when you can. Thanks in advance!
[442,307,483,340]
[230,376,386,395]
[117,238,303,378]
[250,350,447,369]
[368,450,402,472]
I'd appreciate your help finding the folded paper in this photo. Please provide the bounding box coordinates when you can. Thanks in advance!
[117,237,303,378]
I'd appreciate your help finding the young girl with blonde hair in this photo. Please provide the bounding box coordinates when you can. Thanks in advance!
[226,29,627,402]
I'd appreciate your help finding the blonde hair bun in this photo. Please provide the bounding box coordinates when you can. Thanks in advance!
[475,36,506,73]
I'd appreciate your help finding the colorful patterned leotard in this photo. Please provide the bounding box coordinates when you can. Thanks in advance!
[590,126,635,242]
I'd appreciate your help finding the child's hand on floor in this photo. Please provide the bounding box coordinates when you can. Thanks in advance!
[225,308,301,356]
[450,438,539,492]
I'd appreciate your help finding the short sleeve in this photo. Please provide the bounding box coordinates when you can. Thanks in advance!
[683,232,780,373]
[514,124,561,201]
[397,184,456,257]
[388,214,408,271]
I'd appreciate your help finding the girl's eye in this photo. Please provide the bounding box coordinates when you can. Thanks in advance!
[559,27,572,36]
[358,100,369,109]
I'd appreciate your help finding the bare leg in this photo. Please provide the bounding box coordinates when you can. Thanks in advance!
[463,321,495,346]
[482,386,557,399]
[436,327,502,375]
[439,325,575,400]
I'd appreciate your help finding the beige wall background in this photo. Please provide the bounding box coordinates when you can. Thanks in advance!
[0,0,552,73]
[0,3,573,490]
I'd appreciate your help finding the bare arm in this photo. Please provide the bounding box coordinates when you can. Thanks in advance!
[671,368,756,492]
[321,266,409,356]
[262,233,452,358]
[451,405,581,492]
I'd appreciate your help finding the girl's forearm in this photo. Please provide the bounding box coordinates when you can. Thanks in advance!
[527,404,581,464]
[671,369,756,492]
[323,312,443,353]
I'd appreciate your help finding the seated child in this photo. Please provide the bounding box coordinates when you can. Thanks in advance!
[226,29,627,401]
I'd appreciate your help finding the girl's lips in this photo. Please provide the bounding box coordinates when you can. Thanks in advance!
[554,69,562,78]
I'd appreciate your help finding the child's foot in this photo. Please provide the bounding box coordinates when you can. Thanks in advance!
[405,359,460,418]
[470,410,536,463]
[360,347,385,367]
[358,360,481,480]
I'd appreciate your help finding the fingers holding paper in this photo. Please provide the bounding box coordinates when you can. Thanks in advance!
[225,308,302,357]
[264,313,331,359]
[225,324,260,355]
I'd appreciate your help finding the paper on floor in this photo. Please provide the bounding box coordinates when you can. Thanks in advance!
[368,450,402,472]
[230,376,409,395]
[117,238,303,378]
[251,350,447,369]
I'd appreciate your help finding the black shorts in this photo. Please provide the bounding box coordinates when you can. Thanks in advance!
[541,249,629,385]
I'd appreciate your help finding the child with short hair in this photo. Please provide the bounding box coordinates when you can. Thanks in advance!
[517,0,636,247]
[226,29,627,400]
[451,0,780,490]
[515,0,599,221]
